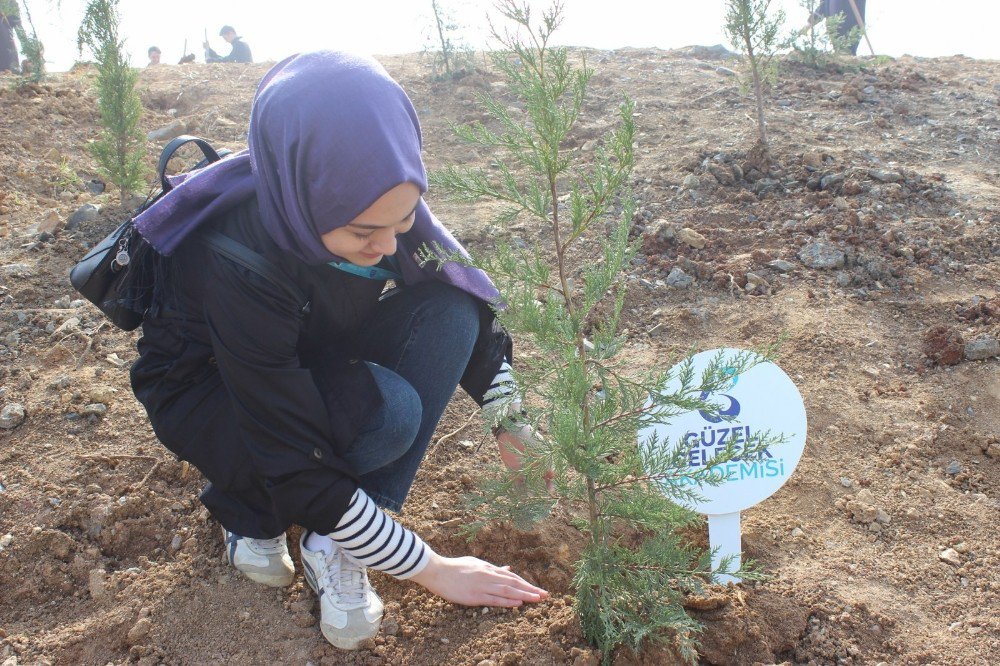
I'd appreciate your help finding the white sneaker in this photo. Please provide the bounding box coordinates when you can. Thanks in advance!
[299,530,384,649]
[222,528,295,587]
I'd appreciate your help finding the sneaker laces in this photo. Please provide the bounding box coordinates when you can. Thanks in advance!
[322,547,369,609]
[248,535,285,554]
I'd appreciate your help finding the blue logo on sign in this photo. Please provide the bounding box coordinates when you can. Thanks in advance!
[698,368,740,423]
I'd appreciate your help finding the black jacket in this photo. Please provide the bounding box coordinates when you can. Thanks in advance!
[206,37,252,63]
[130,198,510,536]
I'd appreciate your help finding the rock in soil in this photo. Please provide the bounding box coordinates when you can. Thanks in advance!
[798,242,845,269]
[964,336,999,360]
[922,325,965,365]
[0,403,26,429]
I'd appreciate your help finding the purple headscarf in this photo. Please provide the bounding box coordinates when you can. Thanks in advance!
[134,51,498,303]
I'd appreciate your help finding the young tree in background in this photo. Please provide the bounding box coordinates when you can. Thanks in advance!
[427,0,475,79]
[78,0,145,204]
[724,0,785,165]
[432,1,776,662]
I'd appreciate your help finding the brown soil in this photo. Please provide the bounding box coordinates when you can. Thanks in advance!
[1,49,998,666]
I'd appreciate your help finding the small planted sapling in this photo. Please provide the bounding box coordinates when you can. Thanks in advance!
[724,0,785,167]
[78,0,146,204]
[427,1,781,662]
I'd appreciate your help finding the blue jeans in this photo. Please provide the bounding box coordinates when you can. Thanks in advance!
[339,281,480,512]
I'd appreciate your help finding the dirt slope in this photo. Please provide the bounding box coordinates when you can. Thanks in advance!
[0,48,998,665]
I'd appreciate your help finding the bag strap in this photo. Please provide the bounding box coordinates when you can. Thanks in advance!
[158,136,222,193]
[198,230,311,316]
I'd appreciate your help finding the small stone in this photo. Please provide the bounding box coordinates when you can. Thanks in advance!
[835,271,852,287]
[708,163,735,185]
[665,267,693,289]
[820,172,845,190]
[802,151,824,169]
[833,196,849,211]
[169,534,183,552]
[922,325,965,366]
[682,173,700,189]
[798,242,845,269]
[715,66,736,77]
[80,403,108,417]
[292,613,316,628]
[791,527,804,537]
[85,179,106,195]
[753,178,781,195]
[66,204,100,231]
[0,403,26,430]
[106,354,127,368]
[0,533,13,550]
[869,169,902,183]
[648,219,676,243]
[88,568,109,600]
[875,509,891,525]
[946,460,962,475]
[676,227,707,249]
[383,618,400,635]
[38,210,64,235]
[767,259,795,273]
[745,272,767,290]
[840,477,853,488]
[127,617,152,644]
[52,317,81,337]
[938,548,962,566]
[964,336,999,360]
[147,119,188,142]
[458,439,476,450]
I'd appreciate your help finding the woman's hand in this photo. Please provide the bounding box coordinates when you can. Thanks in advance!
[409,552,548,607]
[496,423,554,491]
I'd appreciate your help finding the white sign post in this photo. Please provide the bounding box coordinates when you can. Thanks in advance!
[639,348,807,583]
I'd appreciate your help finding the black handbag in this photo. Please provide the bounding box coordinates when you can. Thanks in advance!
[69,136,223,331]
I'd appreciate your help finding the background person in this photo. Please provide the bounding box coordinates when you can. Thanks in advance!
[204,24,252,63]
[0,2,20,73]
[129,51,547,651]
[810,0,867,55]
[147,45,161,66]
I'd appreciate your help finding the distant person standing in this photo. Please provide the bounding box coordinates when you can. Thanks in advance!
[204,25,252,63]
[0,2,21,73]
[811,0,867,55]
[148,46,162,67]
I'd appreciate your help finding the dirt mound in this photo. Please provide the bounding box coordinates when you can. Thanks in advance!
[1,49,998,665]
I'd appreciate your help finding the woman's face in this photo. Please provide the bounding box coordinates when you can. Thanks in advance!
[321,182,420,266]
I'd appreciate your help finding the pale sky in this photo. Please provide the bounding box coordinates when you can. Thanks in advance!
[20,0,999,72]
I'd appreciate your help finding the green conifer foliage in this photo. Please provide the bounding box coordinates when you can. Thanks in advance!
[78,0,145,204]
[428,2,780,661]
[724,0,785,164]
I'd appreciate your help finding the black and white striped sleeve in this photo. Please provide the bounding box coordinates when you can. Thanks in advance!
[328,489,432,579]
[480,358,519,423]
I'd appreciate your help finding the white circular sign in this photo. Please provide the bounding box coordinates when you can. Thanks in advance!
[639,348,807,515]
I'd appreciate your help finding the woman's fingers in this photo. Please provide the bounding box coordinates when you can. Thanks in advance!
[492,584,545,601]
[480,594,524,607]
[488,565,548,593]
